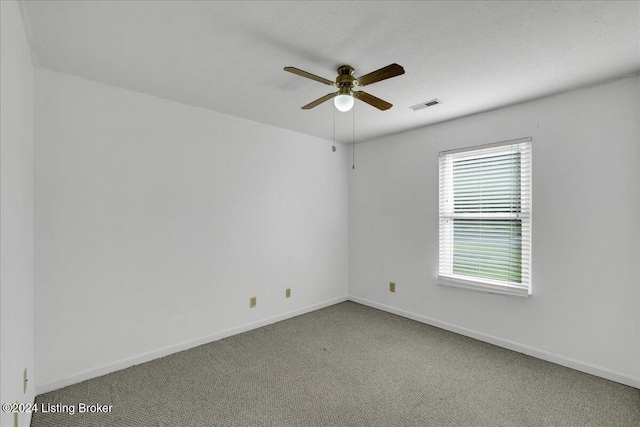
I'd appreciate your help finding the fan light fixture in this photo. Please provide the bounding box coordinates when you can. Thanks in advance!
[334,94,354,112]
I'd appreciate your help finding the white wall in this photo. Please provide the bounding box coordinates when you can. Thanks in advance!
[34,69,349,392]
[349,75,640,387]
[1,1,35,426]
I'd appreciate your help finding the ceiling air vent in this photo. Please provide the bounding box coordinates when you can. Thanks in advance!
[410,99,442,111]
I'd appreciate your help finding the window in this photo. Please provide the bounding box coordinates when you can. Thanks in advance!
[438,138,532,296]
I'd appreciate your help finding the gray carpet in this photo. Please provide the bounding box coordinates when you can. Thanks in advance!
[32,302,639,427]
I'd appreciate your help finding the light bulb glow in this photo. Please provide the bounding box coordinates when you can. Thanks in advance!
[334,94,354,112]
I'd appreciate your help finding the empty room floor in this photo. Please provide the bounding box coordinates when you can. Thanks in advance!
[32,302,639,427]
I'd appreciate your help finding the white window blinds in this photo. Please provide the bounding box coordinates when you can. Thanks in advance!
[438,138,532,296]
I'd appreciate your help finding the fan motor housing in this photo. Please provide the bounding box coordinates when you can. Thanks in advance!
[336,65,356,87]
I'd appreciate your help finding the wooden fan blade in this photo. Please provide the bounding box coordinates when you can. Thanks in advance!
[302,92,338,109]
[353,91,393,110]
[284,67,335,86]
[355,63,405,87]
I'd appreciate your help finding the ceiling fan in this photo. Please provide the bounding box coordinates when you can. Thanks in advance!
[284,63,405,112]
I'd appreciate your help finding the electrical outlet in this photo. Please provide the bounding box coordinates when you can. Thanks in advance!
[285,288,291,298]
[23,368,28,393]
[250,297,256,308]
[389,282,396,293]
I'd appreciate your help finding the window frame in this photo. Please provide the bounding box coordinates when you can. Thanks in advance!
[437,137,532,297]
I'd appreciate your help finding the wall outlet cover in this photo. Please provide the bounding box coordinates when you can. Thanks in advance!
[285,288,291,298]
[389,282,396,293]
[250,297,256,308]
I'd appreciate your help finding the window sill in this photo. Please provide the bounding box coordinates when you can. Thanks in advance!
[438,275,530,297]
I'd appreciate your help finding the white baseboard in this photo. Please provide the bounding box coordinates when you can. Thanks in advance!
[349,296,640,389]
[36,294,639,394]
[36,295,349,395]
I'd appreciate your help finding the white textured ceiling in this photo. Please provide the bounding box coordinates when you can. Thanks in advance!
[21,1,640,143]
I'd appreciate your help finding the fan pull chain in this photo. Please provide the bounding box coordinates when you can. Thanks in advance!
[332,107,336,152]
[352,103,355,169]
